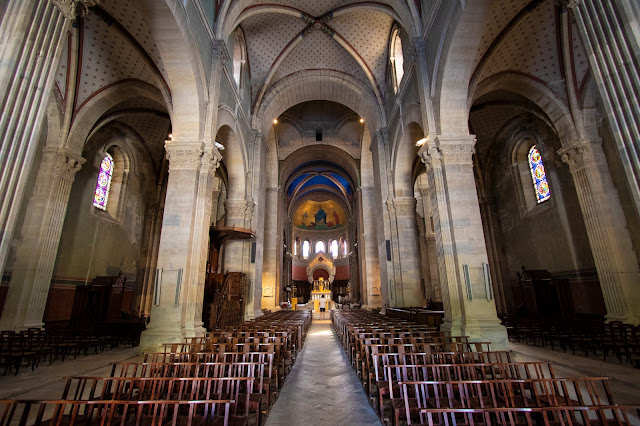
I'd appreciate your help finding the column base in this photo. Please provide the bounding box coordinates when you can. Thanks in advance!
[464,318,509,351]
[441,317,464,337]
[139,322,184,354]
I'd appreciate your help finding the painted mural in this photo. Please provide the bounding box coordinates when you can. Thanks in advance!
[293,200,346,230]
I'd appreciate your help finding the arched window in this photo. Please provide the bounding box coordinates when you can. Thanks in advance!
[390,28,404,93]
[302,240,310,259]
[93,153,114,210]
[315,240,325,253]
[528,145,551,203]
[92,145,129,219]
[330,240,339,258]
[341,236,348,257]
[232,28,247,89]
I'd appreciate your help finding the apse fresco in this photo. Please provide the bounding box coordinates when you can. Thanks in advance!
[293,200,346,230]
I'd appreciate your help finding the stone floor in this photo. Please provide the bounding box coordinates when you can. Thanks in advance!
[265,319,382,426]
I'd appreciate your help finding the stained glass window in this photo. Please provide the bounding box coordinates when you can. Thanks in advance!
[93,153,114,210]
[302,241,310,259]
[315,241,325,253]
[528,145,550,203]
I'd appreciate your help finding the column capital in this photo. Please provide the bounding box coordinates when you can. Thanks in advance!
[558,0,581,8]
[49,148,85,182]
[225,199,249,220]
[435,135,476,164]
[202,145,223,173]
[418,137,440,172]
[558,139,601,173]
[51,0,94,20]
[212,39,231,64]
[411,37,426,61]
[165,141,203,171]
[392,197,417,216]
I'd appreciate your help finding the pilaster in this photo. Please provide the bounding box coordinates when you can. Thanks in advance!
[388,197,422,307]
[0,149,84,330]
[0,0,80,280]
[559,139,640,324]
[566,0,640,217]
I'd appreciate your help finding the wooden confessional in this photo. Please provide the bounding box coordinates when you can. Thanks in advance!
[203,226,254,330]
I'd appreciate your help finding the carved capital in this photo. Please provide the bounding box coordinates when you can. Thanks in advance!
[411,37,425,62]
[225,199,248,219]
[201,145,223,174]
[212,40,231,63]
[557,0,581,8]
[392,197,417,216]
[52,150,85,182]
[245,199,256,225]
[51,0,92,20]
[165,141,203,171]
[436,136,476,164]
[558,140,599,173]
[418,138,441,173]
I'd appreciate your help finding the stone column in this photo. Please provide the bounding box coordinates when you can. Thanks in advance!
[0,0,85,279]
[183,146,222,336]
[223,199,250,274]
[566,0,640,216]
[261,188,280,311]
[419,136,508,348]
[388,197,423,307]
[0,148,84,330]
[140,141,221,352]
[559,139,640,324]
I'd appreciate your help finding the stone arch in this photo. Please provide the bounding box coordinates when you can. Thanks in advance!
[256,70,384,137]
[137,0,207,140]
[279,145,360,189]
[215,124,246,200]
[392,105,425,198]
[435,0,487,135]
[65,81,166,155]
[473,73,579,148]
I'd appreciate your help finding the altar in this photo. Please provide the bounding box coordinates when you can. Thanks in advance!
[310,278,332,312]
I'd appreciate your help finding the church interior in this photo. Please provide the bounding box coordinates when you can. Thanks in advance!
[0,0,639,424]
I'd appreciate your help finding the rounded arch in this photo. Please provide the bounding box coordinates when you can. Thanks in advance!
[389,24,406,94]
[279,145,361,189]
[137,0,207,140]
[215,124,246,200]
[392,105,425,198]
[435,0,487,135]
[256,70,384,136]
[65,81,166,155]
[232,27,247,88]
[473,73,579,148]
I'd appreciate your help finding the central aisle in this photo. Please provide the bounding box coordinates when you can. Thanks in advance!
[265,319,382,426]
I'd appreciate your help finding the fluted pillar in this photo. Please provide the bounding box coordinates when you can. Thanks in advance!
[140,141,221,352]
[419,136,507,348]
[0,0,86,279]
[559,139,640,324]
[566,0,640,216]
[0,148,84,330]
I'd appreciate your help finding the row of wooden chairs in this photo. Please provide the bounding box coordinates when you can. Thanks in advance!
[503,316,640,366]
[332,309,640,426]
[0,328,130,376]
[0,310,312,425]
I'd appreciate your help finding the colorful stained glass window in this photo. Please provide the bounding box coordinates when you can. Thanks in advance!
[93,153,114,210]
[528,145,550,203]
